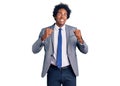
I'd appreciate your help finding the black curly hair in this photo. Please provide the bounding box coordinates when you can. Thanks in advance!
[53,3,71,19]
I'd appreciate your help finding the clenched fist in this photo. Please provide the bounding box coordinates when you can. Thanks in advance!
[41,28,53,41]
[74,29,84,44]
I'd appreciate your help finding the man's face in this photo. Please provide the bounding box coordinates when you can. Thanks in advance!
[55,8,67,27]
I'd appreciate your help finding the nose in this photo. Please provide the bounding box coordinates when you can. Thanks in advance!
[61,13,67,18]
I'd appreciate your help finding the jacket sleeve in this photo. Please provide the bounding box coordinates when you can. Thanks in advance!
[32,29,45,54]
[76,40,88,54]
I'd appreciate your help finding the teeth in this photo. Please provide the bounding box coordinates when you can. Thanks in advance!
[60,19,64,21]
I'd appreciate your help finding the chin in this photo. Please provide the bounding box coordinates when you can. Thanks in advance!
[60,22,65,25]
[59,24,65,27]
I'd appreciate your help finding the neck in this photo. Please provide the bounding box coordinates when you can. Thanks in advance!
[56,23,65,28]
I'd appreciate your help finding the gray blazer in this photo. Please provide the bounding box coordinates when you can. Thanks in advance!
[32,24,88,77]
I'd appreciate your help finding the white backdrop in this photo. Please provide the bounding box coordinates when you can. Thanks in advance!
[0,0,120,86]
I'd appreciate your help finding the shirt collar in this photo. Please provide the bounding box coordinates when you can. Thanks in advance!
[54,24,65,31]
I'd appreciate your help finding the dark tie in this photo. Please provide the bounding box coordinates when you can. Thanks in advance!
[56,28,62,68]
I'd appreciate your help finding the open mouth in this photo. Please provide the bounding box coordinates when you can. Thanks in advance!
[60,19,64,22]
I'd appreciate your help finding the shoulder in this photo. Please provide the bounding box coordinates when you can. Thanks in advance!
[41,24,55,31]
[65,24,77,30]
[43,24,55,30]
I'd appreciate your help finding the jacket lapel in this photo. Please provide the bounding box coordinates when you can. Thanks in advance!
[49,24,55,54]
[65,25,70,54]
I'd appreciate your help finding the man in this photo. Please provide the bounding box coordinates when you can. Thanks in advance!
[32,3,88,86]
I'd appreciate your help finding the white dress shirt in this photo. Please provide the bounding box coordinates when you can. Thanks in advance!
[51,24,70,67]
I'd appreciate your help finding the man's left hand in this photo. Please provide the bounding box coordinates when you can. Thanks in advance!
[74,29,84,44]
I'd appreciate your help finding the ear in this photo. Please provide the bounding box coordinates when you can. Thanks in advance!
[54,17,56,21]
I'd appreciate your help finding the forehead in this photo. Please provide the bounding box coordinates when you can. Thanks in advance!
[58,8,67,13]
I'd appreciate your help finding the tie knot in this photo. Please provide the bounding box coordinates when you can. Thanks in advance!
[59,28,62,31]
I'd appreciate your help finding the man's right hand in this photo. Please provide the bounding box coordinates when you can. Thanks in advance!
[41,28,53,41]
